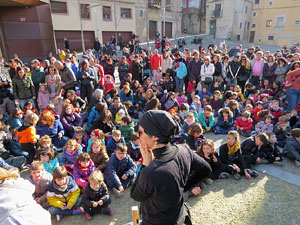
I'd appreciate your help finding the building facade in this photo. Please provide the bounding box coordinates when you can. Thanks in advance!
[182,0,206,35]
[206,0,252,41]
[249,0,300,47]
[135,0,182,42]
[50,0,136,51]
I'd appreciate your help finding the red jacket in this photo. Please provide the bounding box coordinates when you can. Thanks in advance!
[98,64,105,86]
[104,82,115,94]
[235,117,253,131]
[252,106,263,122]
[269,106,283,124]
[150,55,162,70]
[187,81,196,93]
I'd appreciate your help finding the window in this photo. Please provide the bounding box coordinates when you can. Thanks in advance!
[240,23,242,29]
[237,35,240,41]
[269,1,273,7]
[166,0,171,11]
[245,6,248,13]
[276,16,285,28]
[120,8,132,19]
[103,6,111,20]
[252,23,256,28]
[214,4,222,17]
[266,20,272,27]
[267,35,274,41]
[295,20,300,25]
[252,12,257,17]
[80,4,90,19]
[247,22,250,29]
[50,1,67,14]
[255,0,259,4]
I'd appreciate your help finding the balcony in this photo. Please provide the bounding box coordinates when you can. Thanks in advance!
[148,0,161,9]
[211,9,223,18]
[116,0,136,4]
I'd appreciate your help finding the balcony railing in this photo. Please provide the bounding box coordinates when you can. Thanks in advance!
[148,0,161,9]
[211,9,223,18]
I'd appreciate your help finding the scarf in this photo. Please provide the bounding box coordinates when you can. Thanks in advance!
[227,141,240,155]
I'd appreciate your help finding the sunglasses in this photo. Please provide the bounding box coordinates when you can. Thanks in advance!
[16,113,23,116]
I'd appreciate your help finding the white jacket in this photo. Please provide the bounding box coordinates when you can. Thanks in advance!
[161,57,173,73]
[0,178,51,225]
[200,63,215,80]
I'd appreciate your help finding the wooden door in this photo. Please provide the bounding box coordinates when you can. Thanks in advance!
[209,20,216,36]
[149,20,157,40]
[249,31,255,43]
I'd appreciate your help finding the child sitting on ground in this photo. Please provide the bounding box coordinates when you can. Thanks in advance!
[87,129,105,153]
[283,128,300,167]
[10,128,28,158]
[215,107,235,135]
[198,105,215,133]
[186,123,206,151]
[16,112,39,165]
[38,135,58,152]
[266,132,284,167]
[119,116,135,143]
[191,95,202,116]
[255,115,273,134]
[106,130,125,157]
[82,170,113,221]
[38,83,50,111]
[198,139,237,180]
[274,115,291,148]
[269,100,283,124]
[228,99,241,122]
[127,133,142,166]
[73,127,89,152]
[73,153,95,189]
[209,90,223,117]
[104,143,137,198]
[29,161,53,209]
[235,111,253,137]
[59,139,82,173]
[89,140,109,171]
[37,146,59,174]
[9,108,23,130]
[47,166,84,222]
[183,112,196,133]
[252,101,264,123]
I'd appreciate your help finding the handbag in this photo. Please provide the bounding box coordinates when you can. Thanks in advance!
[204,77,213,85]
[164,97,175,111]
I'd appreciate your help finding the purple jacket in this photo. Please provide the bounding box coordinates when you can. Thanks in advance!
[73,159,95,182]
[60,112,83,131]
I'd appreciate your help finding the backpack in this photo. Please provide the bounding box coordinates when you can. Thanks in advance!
[155,39,161,48]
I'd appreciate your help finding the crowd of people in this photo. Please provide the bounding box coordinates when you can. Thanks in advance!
[0,37,300,224]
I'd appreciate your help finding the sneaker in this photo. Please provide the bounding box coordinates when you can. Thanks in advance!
[295,160,300,167]
[273,161,284,167]
[56,215,63,222]
[102,206,113,216]
[233,173,241,180]
[219,172,231,179]
[113,187,123,198]
[72,207,85,215]
[247,169,259,178]
[85,212,92,221]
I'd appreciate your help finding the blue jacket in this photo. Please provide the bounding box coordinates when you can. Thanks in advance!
[9,117,23,130]
[198,90,211,103]
[104,153,137,188]
[175,62,187,79]
[36,119,65,139]
[216,112,234,129]
[78,67,95,86]
[120,90,134,104]
[0,157,14,169]
[59,148,83,166]
[10,139,29,158]
[87,107,99,130]
[43,158,59,174]
[106,137,125,157]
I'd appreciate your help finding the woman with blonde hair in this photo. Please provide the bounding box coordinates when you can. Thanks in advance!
[120,83,134,104]
[219,130,258,180]
[239,55,251,92]
[36,110,69,148]
[0,167,51,225]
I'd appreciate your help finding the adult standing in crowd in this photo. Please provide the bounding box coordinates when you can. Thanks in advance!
[250,51,264,89]
[118,56,130,83]
[31,59,45,96]
[78,61,95,104]
[188,50,203,86]
[64,37,70,50]
[263,55,277,84]
[286,61,300,110]
[150,50,162,79]
[0,60,15,115]
[45,65,61,100]
[131,110,211,225]
[54,61,76,98]
[274,57,288,83]
[12,67,36,109]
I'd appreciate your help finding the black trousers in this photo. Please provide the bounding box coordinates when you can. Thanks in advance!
[80,84,94,104]
[21,143,36,164]
[83,199,111,215]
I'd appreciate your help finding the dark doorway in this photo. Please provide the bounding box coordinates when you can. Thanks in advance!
[209,20,216,36]
[249,31,255,43]
[237,35,240,41]
[149,20,157,40]
[161,21,172,38]
[102,31,132,45]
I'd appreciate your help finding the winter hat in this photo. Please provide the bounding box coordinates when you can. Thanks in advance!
[139,110,181,144]
[106,94,111,99]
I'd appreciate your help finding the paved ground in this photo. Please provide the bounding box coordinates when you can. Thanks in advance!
[21,133,300,225]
